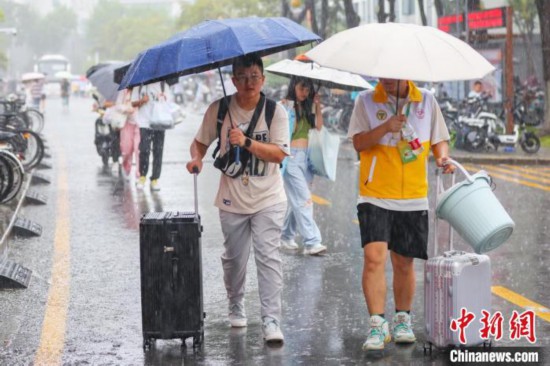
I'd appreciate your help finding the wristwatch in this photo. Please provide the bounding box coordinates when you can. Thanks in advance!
[244,137,252,148]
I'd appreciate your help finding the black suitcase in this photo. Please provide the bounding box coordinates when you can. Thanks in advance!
[139,174,204,350]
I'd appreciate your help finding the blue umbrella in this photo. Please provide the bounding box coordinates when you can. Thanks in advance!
[119,17,321,89]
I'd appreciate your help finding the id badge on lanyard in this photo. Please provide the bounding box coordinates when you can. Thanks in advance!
[388,101,416,164]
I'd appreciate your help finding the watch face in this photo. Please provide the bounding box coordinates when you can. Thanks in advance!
[245,138,252,147]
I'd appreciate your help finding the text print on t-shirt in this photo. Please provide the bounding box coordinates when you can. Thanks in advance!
[224,125,270,177]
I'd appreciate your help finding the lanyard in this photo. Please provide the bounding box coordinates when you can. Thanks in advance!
[386,101,412,117]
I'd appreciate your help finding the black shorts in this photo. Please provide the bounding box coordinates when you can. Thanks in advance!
[357,202,428,259]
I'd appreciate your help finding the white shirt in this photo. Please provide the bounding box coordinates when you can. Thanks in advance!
[195,95,290,214]
[130,82,174,128]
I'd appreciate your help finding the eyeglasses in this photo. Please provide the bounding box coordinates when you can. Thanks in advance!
[234,74,263,84]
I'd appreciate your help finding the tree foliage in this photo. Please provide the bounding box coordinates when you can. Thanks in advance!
[510,0,538,77]
[86,0,175,62]
[535,0,550,131]
[28,6,78,56]
[177,0,278,30]
[281,0,356,41]
[0,1,76,72]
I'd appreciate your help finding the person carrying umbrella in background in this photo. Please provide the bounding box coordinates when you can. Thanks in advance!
[279,76,326,255]
[132,81,173,191]
[348,78,453,351]
[118,89,147,182]
[29,78,45,112]
[186,54,290,344]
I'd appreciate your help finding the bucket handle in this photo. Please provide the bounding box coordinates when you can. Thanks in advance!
[444,158,475,184]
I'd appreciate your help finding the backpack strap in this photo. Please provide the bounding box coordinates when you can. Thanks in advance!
[211,94,276,159]
[264,98,276,130]
[212,95,231,159]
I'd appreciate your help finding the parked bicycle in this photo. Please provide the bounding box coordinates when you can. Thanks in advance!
[0,149,25,204]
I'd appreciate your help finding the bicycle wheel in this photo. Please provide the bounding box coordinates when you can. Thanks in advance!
[9,130,45,171]
[0,152,13,203]
[23,108,45,133]
[0,150,24,204]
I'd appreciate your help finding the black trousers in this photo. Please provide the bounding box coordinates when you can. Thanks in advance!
[139,128,165,180]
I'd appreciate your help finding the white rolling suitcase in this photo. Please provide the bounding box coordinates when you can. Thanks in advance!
[424,167,492,352]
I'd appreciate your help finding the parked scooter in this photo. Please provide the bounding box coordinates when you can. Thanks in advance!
[456,94,540,154]
[92,94,121,166]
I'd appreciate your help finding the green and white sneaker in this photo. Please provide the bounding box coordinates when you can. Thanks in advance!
[362,315,391,351]
[392,312,416,344]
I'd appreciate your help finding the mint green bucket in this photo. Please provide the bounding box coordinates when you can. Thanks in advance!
[436,160,514,254]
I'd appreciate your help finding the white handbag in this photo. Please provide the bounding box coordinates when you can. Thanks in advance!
[103,91,133,129]
[307,127,340,181]
[149,99,175,130]
[103,105,128,129]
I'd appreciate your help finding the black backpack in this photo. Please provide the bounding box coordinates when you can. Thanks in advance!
[211,93,277,160]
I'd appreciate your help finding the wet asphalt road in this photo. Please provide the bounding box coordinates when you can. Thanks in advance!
[0,96,549,365]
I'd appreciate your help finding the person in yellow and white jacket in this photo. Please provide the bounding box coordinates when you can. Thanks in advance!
[347,78,455,352]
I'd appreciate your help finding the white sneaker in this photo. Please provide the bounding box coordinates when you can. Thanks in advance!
[136,176,146,189]
[304,243,327,256]
[228,301,247,328]
[363,315,391,351]
[392,312,416,344]
[121,169,131,182]
[281,238,299,250]
[150,179,161,191]
[262,316,284,344]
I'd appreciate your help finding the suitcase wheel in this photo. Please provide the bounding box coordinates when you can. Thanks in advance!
[193,333,203,349]
[423,342,433,355]
[143,338,154,352]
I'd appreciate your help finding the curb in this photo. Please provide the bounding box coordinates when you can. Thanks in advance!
[339,140,550,165]
[0,173,32,258]
[0,173,33,288]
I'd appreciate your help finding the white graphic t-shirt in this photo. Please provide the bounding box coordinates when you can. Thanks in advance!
[195,95,290,214]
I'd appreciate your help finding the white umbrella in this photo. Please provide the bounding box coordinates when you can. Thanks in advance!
[265,59,373,91]
[21,72,45,82]
[306,23,495,82]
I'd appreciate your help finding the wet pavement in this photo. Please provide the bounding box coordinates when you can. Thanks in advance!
[0,97,548,365]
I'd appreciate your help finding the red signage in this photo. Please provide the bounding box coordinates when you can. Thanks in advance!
[468,7,506,30]
[438,7,507,33]
[437,14,464,32]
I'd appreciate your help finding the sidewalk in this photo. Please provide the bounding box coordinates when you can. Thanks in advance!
[339,137,550,165]
[449,146,550,165]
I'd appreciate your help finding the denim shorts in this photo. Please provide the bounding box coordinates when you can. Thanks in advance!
[357,203,428,259]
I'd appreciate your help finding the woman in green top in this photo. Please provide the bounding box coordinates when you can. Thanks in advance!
[280,76,326,255]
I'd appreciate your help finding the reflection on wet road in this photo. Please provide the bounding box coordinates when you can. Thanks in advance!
[0,98,548,365]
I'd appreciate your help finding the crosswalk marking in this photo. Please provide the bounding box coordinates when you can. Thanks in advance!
[476,164,550,184]
[311,194,331,206]
[501,164,550,179]
[462,163,550,191]
[492,286,550,323]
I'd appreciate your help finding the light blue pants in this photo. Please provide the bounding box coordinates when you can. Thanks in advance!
[282,148,322,246]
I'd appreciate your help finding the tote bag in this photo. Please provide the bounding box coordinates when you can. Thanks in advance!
[149,99,174,130]
[307,127,340,181]
[103,106,126,129]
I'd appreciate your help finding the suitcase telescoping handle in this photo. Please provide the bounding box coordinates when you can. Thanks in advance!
[433,165,456,257]
[192,166,199,215]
